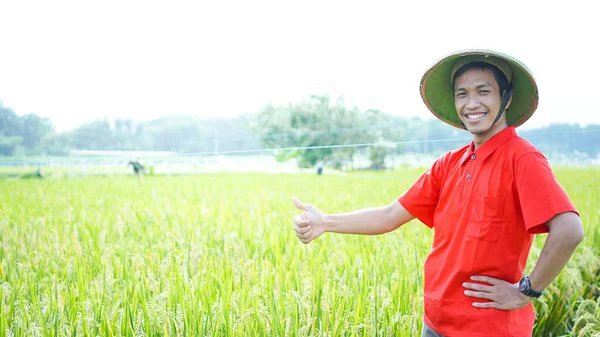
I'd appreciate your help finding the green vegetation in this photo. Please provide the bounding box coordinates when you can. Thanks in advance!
[0,169,598,336]
[2,99,600,169]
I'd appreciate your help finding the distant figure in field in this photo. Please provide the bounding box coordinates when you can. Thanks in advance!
[20,167,44,179]
[128,158,146,177]
[316,162,324,175]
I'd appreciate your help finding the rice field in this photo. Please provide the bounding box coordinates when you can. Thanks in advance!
[1,168,599,336]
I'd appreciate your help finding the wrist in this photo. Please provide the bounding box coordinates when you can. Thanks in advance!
[322,214,332,232]
[528,276,544,292]
[519,276,544,299]
[518,291,533,305]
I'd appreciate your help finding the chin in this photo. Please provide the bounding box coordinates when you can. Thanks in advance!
[464,123,491,135]
[467,127,487,134]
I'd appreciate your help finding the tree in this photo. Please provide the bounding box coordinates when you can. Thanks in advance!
[2,96,599,163]
[0,103,54,155]
[251,95,369,168]
[0,103,21,155]
[0,135,24,156]
[68,119,114,150]
[17,113,54,149]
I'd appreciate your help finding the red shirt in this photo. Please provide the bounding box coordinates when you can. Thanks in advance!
[398,126,578,337]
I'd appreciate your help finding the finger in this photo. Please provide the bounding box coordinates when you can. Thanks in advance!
[293,215,309,227]
[296,228,312,240]
[464,290,493,300]
[463,282,494,292]
[293,197,307,211]
[293,225,311,234]
[472,301,499,309]
[298,233,312,244]
[470,275,501,286]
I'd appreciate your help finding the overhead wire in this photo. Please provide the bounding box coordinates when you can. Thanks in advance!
[155,128,600,158]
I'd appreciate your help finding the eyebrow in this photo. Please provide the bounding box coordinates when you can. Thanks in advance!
[454,82,493,92]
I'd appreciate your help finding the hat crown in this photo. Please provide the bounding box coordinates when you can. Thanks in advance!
[420,49,538,129]
[450,54,513,85]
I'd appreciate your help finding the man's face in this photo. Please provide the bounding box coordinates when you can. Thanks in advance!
[453,68,509,137]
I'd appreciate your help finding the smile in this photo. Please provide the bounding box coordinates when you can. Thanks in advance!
[465,113,487,121]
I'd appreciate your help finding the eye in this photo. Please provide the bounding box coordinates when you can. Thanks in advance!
[479,90,490,95]
[455,92,467,98]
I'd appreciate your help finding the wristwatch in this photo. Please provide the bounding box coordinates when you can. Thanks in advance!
[519,276,543,299]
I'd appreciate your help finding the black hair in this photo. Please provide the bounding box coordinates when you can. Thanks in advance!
[452,61,510,95]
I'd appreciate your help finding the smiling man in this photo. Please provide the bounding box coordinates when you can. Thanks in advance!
[291,50,584,337]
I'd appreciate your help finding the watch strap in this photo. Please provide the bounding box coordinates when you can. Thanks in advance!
[519,276,543,298]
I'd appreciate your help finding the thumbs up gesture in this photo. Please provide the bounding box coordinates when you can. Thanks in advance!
[292,197,327,244]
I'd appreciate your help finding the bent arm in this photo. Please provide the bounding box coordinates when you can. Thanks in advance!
[325,200,415,235]
[528,212,584,291]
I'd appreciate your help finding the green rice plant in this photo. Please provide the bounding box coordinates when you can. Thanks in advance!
[0,168,598,336]
[571,299,600,337]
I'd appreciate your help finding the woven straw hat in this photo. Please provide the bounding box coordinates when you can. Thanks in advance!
[420,49,538,129]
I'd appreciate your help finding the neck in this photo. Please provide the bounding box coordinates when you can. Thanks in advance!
[472,123,508,150]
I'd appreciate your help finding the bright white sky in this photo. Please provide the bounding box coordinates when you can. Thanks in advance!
[0,0,598,132]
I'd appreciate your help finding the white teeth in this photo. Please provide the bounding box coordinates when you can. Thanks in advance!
[466,113,486,120]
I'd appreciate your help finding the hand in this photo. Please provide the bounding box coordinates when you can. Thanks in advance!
[463,275,532,310]
[292,197,327,244]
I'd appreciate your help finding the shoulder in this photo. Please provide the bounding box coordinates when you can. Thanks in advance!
[427,144,470,180]
[437,143,471,166]
[505,135,546,162]
[505,137,556,178]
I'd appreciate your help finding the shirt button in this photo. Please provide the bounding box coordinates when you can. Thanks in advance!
[467,174,471,179]
[471,154,476,160]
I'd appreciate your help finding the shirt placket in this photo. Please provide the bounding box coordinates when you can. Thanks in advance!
[461,152,477,200]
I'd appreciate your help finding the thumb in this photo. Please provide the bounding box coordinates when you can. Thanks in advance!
[293,197,307,211]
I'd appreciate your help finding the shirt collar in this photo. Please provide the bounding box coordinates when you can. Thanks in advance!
[459,126,518,166]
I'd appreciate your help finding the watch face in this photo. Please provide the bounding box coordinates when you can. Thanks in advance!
[519,278,528,292]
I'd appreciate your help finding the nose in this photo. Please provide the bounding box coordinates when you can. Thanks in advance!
[465,95,481,110]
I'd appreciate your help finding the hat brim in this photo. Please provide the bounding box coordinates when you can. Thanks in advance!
[420,50,539,129]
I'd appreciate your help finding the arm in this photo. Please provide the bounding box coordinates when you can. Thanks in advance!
[464,211,584,310]
[291,153,447,244]
[292,197,415,244]
[528,211,584,291]
[326,199,415,235]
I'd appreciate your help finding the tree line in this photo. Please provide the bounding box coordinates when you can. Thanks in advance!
[1,97,599,167]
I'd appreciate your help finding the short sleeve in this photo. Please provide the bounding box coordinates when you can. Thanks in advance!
[515,152,578,234]
[398,155,446,228]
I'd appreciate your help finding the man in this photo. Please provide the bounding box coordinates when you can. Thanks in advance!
[291,50,584,336]
[316,162,324,175]
[128,158,146,177]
